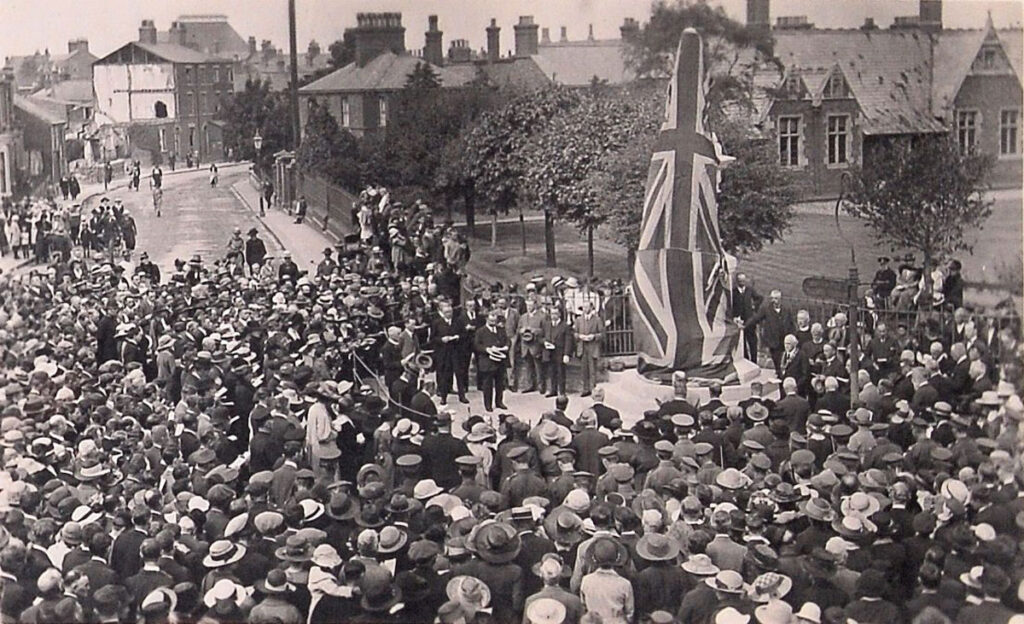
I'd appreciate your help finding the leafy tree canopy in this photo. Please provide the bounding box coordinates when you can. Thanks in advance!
[845,134,994,282]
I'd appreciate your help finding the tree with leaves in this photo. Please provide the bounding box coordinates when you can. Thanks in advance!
[624,0,774,119]
[437,87,582,255]
[845,134,994,296]
[219,79,291,173]
[521,88,661,272]
[297,98,361,190]
[328,34,356,69]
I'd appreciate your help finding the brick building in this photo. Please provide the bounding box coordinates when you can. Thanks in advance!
[750,0,1022,196]
[298,12,638,137]
[93,20,239,164]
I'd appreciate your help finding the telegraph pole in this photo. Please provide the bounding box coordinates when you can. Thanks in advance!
[288,0,301,149]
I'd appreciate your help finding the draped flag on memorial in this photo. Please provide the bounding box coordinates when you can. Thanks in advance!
[630,28,746,380]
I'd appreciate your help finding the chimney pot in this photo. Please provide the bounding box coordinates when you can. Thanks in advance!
[541,27,550,43]
[588,24,594,40]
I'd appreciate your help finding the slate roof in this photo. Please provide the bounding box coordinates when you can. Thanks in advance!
[33,79,94,104]
[772,29,946,135]
[531,39,634,87]
[932,29,988,114]
[134,41,220,64]
[14,95,66,125]
[159,16,250,59]
[299,52,476,93]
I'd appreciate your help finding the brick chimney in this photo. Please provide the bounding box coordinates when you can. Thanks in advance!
[169,21,187,47]
[424,15,444,66]
[620,18,639,41]
[559,26,568,42]
[353,12,405,67]
[248,36,257,56]
[919,0,942,32]
[588,24,594,41]
[514,16,539,57]
[541,28,550,44]
[746,0,770,34]
[448,39,471,64]
[139,20,157,45]
[67,39,89,55]
[486,18,500,62]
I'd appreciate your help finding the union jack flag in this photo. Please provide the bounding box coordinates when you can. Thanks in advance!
[631,28,742,378]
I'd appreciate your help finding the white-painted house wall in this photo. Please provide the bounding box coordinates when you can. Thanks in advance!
[94,63,176,123]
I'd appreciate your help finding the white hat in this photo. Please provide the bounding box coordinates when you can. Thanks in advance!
[795,602,821,623]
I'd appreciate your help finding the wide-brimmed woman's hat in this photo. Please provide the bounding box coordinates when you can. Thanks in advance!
[446,575,491,612]
[543,509,583,546]
[704,570,749,594]
[202,579,247,609]
[839,492,881,518]
[748,572,793,603]
[526,598,567,624]
[682,554,720,576]
[274,535,314,563]
[468,521,522,564]
[636,533,680,562]
[203,540,247,568]
[377,526,408,555]
[311,544,343,569]
[800,498,836,523]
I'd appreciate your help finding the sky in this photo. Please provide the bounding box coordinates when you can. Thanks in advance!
[1,0,1021,61]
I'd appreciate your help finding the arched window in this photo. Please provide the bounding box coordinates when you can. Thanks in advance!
[154,101,168,118]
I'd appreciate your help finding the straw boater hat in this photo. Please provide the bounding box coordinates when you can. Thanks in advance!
[203,540,247,568]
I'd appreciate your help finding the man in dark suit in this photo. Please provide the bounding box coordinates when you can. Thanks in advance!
[110,508,150,579]
[871,256,897,306]
[431,301,465,405]
[511,509,555,597]
[746,289,795,376]
[774,377,811,434]
[541,306,572,397]
[474,310,510,412]
[380,327,405,392]
[420,411,470,490]
[588,387,620,430]
[455,299,483,395]
[948,342,971,397]
[731,272,763,361]
[780,334,811,397]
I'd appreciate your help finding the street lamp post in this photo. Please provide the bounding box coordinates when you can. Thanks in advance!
[254,130,266,215]
[834,171,860,407]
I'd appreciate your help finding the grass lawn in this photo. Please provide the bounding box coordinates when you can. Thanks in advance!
[461,188,1022,306]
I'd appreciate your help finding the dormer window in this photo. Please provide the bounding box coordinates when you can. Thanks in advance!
[783,75,802,98]
[980,47,997,69]
[823,72,848,99]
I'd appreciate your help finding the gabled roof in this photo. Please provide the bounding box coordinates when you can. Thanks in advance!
[932,27,1023,114]
[299,52,475,93]
[932,29,988,114]
[14,95,66,125]
[33,79,93,104]
[531,39,634,87]
[97,41,222,65]
[135,41,219,63]
[159,16,249,59]
[772,30,945,135]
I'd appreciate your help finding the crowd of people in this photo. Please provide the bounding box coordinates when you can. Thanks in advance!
[0,176,1019,624]
[0,197,138,265]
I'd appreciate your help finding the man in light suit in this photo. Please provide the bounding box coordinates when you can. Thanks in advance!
[517,298,547,393]
[474,310,510,412]
[574,300,604,397]
[497,296,520,392]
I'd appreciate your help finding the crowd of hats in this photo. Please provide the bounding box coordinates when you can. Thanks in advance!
[0,188,1023,624]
